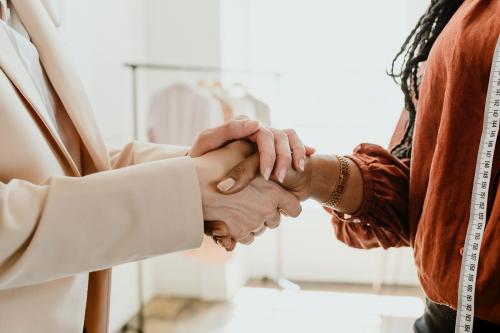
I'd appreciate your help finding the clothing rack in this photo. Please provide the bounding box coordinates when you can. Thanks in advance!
[122,62,285,333]
[125,62,282,140]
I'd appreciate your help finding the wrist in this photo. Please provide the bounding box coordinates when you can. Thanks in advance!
[309,155,338,203]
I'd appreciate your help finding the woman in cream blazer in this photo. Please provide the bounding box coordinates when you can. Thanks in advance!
[0,1,308,332]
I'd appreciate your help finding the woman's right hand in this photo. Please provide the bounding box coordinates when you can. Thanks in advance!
[195,141,302,250]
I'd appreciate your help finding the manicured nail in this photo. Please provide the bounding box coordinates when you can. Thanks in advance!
[299,158,305,172]
[277,168,286,183]
[217,178,235,192]
[263,167,272,180]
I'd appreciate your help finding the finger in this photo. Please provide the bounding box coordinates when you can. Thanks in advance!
[265,210,282,229]
[225,238,237,251]
[214,235,235,250]
[253,225,266,236]
[189,119,260,157]
[248,128,275,180]
[305,145,316,156]
[276,187,302,218]
[270,129,292,183]
[239,233,255,245]
[283,128,306,172]
[204,221,230,237]
[217,153,260,194]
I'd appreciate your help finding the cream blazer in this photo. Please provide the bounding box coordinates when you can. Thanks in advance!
[0,1,204,332]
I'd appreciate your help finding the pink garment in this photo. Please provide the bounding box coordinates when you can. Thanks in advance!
[148,83,224,146]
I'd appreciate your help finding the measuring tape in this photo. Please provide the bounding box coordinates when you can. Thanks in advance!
[455,35,500,333]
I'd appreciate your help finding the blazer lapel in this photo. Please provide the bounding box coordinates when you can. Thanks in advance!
[0,24,81,176]
[11,0,111,171]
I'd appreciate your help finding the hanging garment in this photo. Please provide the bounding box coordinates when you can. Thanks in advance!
[214,88,256,120]
[198,81,234,121]
[147,83,224,145]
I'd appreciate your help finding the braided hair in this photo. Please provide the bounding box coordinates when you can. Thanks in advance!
[389,0,464,158]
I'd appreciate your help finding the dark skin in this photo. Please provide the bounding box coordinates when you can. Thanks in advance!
[211,151,364,251]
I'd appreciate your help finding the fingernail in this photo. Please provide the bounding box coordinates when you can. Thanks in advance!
[299,159,305,172]
[277,168,286,183]
[217,178,235,192]
[263,167,272,180]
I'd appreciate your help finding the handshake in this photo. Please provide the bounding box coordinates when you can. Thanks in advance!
[189,117,317,251]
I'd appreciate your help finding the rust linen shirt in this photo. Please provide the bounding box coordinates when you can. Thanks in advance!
[331,0,500,324]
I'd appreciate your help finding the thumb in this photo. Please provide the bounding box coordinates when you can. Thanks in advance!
[217,152,260,194]
[190,119,260,157]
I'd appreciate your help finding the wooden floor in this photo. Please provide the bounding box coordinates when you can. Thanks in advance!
[122,280,425,333]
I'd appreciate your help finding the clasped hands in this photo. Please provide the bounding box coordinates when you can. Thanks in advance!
[190,117,315,251]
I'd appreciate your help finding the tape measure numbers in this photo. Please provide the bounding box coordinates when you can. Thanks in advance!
[455,35,500,333]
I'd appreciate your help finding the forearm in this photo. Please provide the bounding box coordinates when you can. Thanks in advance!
[309,154,363,214]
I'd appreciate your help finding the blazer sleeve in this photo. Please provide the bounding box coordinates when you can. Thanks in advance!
[0,156,204,290]
[108,141,190,168]
[329,143,411,249]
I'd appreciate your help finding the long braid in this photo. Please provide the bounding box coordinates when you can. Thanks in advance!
[388,0,464,158]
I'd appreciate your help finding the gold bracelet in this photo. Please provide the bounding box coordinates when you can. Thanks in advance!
[322,155,350,209]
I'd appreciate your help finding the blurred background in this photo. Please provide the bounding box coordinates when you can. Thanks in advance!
[56,0,430,332]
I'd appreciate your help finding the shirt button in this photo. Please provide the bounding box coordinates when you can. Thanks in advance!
[459,247,464,256]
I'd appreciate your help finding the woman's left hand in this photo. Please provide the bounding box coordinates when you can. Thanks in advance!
[189,116,315,182]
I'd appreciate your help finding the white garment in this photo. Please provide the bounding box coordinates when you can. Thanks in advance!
[223,94,256,120]
[1,3,59,132]
[148,83,224,146]
[245,93,271,126]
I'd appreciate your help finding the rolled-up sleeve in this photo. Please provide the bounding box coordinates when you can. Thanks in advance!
[329,143,410,249]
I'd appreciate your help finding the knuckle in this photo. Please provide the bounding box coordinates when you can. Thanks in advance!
[293,145,306,153]
[266,220,280,229]
[260,128,274,139]
[281,153,292,163]
[233,230,245,241]
[275,130,288,141]
[231,163,247,177]
[195,129,211,143]
[290,204,302,217]
[224,121,237,133]
[263,206,277,219]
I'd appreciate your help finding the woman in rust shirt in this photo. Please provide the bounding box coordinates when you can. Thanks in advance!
[215,0,500,331]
